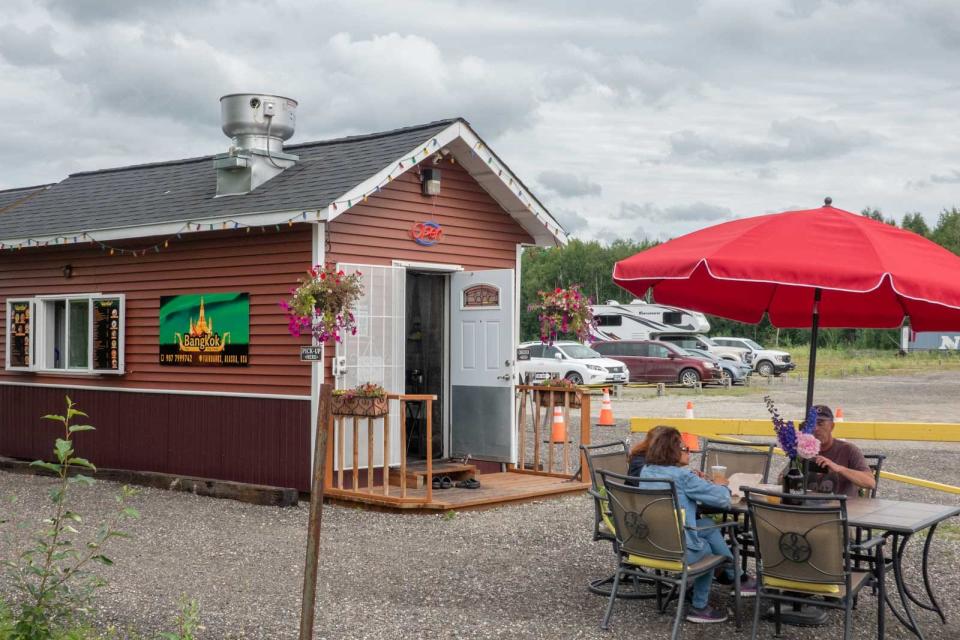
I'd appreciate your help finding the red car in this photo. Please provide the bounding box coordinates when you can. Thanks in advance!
[592,339,721,386]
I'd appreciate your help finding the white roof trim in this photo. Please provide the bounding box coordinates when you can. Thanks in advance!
[0,208,326,248]
[326,121,566,247]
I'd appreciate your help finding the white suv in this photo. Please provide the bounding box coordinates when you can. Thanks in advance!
[712,337,796,377]
[516,341,628,385]
[651,333,751,364]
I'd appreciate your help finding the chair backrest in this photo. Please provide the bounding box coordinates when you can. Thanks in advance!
[862,454,885,498]
[745,488,849,588]
[581,441,629,491]
[600,470,686,563]
[700,439,774,482]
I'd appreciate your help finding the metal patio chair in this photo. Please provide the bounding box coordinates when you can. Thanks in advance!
[862,454,886,498]
[699,438,775,570]
[599,470,742,639]
[699,439,775,482]
[581,442,657,599]
[744,488,885,639]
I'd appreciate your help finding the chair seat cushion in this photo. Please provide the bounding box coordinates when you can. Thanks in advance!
[626,553,727,575]
[763,571,870,597]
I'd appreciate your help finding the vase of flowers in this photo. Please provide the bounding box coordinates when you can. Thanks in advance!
[332,382,389,416]
[765,397,819,504]
[527,285,596,346]
[534,377,582,408]
[280,263,364,343]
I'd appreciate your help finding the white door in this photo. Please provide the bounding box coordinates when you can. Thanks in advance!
[450,269,516,463]
[335,264,405,469]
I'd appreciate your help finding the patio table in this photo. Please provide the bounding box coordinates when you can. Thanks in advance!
[729,496,960,640]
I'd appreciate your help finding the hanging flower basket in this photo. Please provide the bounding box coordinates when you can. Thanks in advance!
[527,285,596,345]
[534,378,583,408]
[280,263,364,343]
[332,383,389,417]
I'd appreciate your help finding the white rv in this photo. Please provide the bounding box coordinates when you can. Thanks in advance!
[590,300,711,341]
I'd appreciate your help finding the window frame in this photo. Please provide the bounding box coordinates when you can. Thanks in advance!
[6,293,125,375]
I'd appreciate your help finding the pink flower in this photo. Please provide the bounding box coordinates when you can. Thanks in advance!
[797,433,821,459]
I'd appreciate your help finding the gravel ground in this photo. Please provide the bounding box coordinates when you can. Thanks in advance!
[1,371,959,639]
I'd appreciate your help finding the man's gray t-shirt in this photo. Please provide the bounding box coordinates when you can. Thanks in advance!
[805,439,870,497]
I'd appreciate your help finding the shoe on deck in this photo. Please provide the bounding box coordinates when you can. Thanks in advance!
[686,605,729,624]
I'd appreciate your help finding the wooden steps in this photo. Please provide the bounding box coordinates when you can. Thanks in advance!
[389,460,477,489]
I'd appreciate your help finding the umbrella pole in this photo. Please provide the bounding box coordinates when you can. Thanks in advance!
[805,288,822,414]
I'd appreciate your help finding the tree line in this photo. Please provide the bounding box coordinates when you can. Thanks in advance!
[521,207,960,348]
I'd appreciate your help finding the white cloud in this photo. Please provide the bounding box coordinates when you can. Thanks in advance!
[0,0,958,241]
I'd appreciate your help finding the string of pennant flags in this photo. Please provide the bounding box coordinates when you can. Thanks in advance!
[1,136,563,257]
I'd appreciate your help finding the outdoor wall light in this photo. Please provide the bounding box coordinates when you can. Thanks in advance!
[62,264,73,279]
[421,168,441,196]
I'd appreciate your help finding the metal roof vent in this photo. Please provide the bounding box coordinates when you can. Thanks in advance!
[214,93,300,197]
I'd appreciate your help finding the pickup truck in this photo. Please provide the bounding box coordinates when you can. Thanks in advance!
[712,336,796,377]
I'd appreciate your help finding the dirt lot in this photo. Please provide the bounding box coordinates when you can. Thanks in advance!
[1,371,959,639]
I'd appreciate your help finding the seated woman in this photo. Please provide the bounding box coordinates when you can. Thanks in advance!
[639,427,756,624]
[627,424,673,480]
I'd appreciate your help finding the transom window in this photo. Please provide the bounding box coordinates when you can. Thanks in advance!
[6,294,124,374]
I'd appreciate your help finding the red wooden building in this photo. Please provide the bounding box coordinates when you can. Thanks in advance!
[0,94,574,504]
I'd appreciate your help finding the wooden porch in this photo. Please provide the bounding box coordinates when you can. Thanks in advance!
[322,388,591,511]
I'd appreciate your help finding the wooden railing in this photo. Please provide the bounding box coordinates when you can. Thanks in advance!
[323,393,436,504]
[514,385,591,478]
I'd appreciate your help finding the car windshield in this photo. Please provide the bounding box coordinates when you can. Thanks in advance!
[559,344,601,359]
[743,339,763,350]
[685,348,717,361]
[699,336,718,347]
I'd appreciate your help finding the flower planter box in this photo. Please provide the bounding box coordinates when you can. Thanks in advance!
[536,389,582,409]
[332,395,389,417]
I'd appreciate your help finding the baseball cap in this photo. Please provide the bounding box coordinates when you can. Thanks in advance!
[813,404,834,420]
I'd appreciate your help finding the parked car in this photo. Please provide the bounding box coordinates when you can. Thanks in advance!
[651,332,752,364]
[684,347,752,385]
[711,336,796,377]
[592,340,721,386]
[516,341,628,385]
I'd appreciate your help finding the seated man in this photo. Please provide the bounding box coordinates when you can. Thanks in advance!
[807,405,876,497]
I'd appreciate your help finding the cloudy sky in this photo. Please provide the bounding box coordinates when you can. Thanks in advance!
[1,0,958,241]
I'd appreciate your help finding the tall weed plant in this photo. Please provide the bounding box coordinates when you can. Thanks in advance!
[1,397,139,640]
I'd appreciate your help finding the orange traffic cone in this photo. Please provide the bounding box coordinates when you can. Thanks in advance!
[550,405,567,443]
[681,432,702,453]
[835,407,844,422]
[597,387,616,426]
[685,401,695,419]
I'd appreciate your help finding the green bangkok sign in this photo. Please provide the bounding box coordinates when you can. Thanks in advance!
[159,293,249,366]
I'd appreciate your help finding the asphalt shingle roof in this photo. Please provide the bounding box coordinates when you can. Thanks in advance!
[0,119,459,241]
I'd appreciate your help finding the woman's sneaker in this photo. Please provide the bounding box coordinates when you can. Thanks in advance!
[686,605,729,624]
[730,575,758,597]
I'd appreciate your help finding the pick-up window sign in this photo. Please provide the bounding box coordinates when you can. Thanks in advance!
[531,371,552,381]
[300,346,323,361]
[516,347,531,361]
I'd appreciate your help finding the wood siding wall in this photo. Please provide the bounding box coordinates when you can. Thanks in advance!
[324,160,535,382]
[0,385,310,490]
[0,226,313,396]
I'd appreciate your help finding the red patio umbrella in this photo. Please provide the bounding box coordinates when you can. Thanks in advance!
[612,199,960,412]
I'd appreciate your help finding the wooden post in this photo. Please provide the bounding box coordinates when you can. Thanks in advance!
[400,400,407,498]
[547,390,555,474]
[298,383,332,640]
[336,416,344,490]
[367,417,374,491]
[579,393,591,478]
[562,391,570,475]
[532,389,542,472]
[352,416,359,491]
[517,387,527,471]
[383,412,390,496]
[425,399,433,504]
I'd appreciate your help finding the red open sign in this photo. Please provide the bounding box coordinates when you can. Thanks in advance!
[411,221,443,246]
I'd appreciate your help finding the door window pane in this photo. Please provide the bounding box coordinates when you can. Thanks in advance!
[68,299,89,368]
[44,300,67,369]
[526,344,544,358]
[649,344,671,358]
